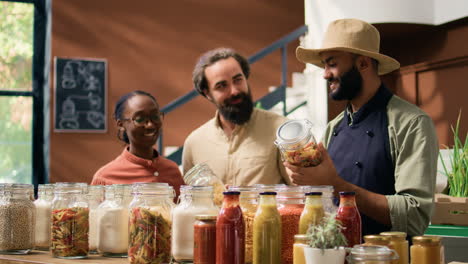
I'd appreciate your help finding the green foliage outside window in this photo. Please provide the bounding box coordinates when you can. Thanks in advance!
[0,1,34,183]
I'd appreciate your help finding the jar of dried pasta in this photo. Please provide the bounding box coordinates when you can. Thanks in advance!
[128,182,174,264]
[51,182,89,259]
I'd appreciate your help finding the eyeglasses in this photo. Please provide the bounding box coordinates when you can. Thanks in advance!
[121,112,165,127]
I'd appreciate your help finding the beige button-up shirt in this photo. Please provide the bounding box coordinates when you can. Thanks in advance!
[182,108,290,186]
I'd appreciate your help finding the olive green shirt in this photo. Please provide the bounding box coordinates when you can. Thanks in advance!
[323,95,438,236]
[182,108,290,186]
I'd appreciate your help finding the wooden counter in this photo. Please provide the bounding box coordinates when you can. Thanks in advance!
[0,251,127,264]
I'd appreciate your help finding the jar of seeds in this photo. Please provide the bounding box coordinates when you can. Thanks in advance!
[0,183,36,254]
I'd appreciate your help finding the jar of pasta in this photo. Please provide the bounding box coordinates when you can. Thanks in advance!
[0,183,36,255]
[128,182,174,264]
[184,163,226,207]
[51,182,89,259]
[274,119,322,167]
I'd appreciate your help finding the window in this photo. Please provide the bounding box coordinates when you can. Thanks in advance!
[0,0,48,185]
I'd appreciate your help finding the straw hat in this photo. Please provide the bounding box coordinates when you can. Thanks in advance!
[296,18,400,75]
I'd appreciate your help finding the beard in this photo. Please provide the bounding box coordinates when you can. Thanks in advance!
[218,91,254,125]
[328,65,363,101]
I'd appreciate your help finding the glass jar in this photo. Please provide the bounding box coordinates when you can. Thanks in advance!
[34,183,54,251]
[299,192,324,234]
[97,184,132,257]
[253,192,281,264]
[128,182,174,264]
[307,185,337,214]
[410,236,442,264]
[274,119,322,167]
[194,214,217,264]
[216,191,245,264]
[364,235,392,247]
[293,234,309,264]
[87,185,104,254]
[336,191,362,247]
[51,182,89,259]
[380,231,408,264]
[276,185,307,264]
[347,245,398,264]
[172,185,219,263]
[184,163,226,207]
[0,183,36,254]
[228,185,259,264]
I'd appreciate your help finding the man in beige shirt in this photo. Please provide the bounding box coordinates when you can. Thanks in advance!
[182,48,290,186]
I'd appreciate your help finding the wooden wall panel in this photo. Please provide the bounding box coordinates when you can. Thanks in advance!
[49,0,304,183]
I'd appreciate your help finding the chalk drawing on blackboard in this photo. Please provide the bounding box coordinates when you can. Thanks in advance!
[54,57,107,132]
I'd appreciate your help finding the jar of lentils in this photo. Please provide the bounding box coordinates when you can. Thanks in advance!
[0,183,36,254]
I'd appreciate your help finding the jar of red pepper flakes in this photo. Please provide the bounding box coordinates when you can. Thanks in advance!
[276,186,308,264]
[274,119,323,167]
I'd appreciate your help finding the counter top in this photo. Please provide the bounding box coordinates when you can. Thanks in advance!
[0,251,127,264]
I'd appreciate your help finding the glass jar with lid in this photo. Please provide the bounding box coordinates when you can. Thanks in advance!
[97,184,132,257]
[276,185,307,264]
[274,119,322,167]
[184,163,226,207]
[380,231,408,264]
[128,182,174,264]
[347,245,398,264]
[34,183,54,251]
[87,185,104,254]
[293,234,309,264]
[194,215,217,264]
[51,182,89,259]
[410,236,442,264]
[228,185,259,264]
[306,185,337,214]
[0,183,36,254]
[172,185,219,263]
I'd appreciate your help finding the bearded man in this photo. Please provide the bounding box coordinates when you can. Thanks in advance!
[288,18,439,237]
[182,48,291,186]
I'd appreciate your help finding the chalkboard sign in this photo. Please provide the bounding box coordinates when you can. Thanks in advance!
[54,57,107,132]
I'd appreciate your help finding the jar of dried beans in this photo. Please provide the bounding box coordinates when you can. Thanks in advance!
[274,119,322,167]
[228,185,259,264]
[276,186,307,264]
[128,182,174,264]
[0,183,36,254]
[51,182,89,259]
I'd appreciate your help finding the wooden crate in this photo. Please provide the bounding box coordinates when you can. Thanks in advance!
[432,194,468,226]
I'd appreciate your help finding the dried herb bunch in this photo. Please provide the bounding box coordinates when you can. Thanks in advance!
[305,213,347,251]
[440,111,468,197]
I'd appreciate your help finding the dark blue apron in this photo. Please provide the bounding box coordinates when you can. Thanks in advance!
[328,85,395,236]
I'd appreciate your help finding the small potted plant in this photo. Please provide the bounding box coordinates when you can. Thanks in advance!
[303,213,347,264]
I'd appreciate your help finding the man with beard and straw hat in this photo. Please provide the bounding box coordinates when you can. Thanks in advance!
[183,47,291,186]
[288,18,438,237]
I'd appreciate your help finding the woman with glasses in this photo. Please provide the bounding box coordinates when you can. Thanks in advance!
[91,90,185,197]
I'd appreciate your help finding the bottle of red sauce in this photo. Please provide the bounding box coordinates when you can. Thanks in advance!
[336,191,362,247]
[194,215,217,264]
[216,191,245,264]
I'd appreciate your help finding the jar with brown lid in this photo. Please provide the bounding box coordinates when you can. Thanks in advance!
[410,236,442,264]
[380,231,408,264]
[347,245,398,264]
[293,234,309,264]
